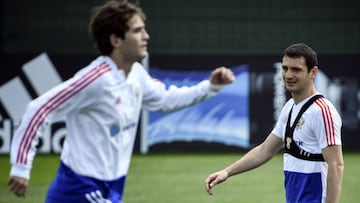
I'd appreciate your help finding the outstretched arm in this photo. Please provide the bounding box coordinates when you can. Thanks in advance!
[142,66,235,112]
[204,133,283,195]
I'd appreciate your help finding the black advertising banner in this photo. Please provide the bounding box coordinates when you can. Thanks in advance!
[0,54,359,153]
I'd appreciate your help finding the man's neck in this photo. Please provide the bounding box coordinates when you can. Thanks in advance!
[292,88,317,104]
[109,55,134,77]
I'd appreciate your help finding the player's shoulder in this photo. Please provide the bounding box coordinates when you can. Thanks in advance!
[74,56,111,77]
[310,96,340,119]
[69,56,114,92]
[131,62,146,74]
[312,96,336,110]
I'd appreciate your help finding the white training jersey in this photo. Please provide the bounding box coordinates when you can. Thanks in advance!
[272,94,342,203]
[10,56,223,181]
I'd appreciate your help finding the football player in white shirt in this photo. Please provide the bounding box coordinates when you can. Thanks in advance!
[204,43,343,203]
[8,0,235,202]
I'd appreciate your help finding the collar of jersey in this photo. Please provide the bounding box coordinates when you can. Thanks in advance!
[103,56,127,81]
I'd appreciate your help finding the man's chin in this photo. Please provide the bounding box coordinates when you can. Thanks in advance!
[136,53,148,62]
[285,86,296,91]
[140,52,148,59]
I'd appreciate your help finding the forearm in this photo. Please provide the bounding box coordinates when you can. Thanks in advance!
[322,145,344,203]
[204,134,282,195]
[326,163,344,203]
[145,80,222,112]
[224,134,282,177]
[225,144,274,177]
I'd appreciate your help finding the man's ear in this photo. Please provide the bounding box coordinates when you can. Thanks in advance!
[311,66,318,79]
[109,34,122,48]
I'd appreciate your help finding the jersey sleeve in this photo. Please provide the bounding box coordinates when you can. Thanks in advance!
[140,66,224,112]
[9,69,105,179]
[313,98,342,149]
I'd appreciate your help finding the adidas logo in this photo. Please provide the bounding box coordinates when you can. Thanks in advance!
[0,53,67,154]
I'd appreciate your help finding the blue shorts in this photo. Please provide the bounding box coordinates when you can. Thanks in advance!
[284,171,323,203]
[45,161,126,203]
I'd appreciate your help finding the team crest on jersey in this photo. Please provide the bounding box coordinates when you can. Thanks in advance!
[296,117,305,130]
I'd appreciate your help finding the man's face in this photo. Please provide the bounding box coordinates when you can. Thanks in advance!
[120,14,150,62]
[281,56,316,94]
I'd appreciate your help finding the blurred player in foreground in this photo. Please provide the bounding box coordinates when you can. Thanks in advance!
[8,0,235,202]
[205,43,343,203]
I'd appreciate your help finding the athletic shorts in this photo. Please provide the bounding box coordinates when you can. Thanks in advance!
[45,161,126,203]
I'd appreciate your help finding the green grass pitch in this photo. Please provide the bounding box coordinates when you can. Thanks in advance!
[1,153,359,203]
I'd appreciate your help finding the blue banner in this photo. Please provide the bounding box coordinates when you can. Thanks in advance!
[147,65,250,148]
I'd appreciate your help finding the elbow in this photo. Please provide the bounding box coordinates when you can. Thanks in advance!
[329,160,344,176]
[335,157,344,171]
[257,144,277,162]
[337,161,344,173]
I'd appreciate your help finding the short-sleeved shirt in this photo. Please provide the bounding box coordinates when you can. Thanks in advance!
[272,94,342,203]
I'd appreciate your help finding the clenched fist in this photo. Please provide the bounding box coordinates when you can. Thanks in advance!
[209,67,235,85]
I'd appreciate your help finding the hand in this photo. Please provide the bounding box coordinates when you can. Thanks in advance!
[209,67,235,85]
[8,176,29,197]
[204,170,229,195]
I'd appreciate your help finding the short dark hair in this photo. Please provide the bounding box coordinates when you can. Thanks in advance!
[283,43,318,72]
[89,0,146,55]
